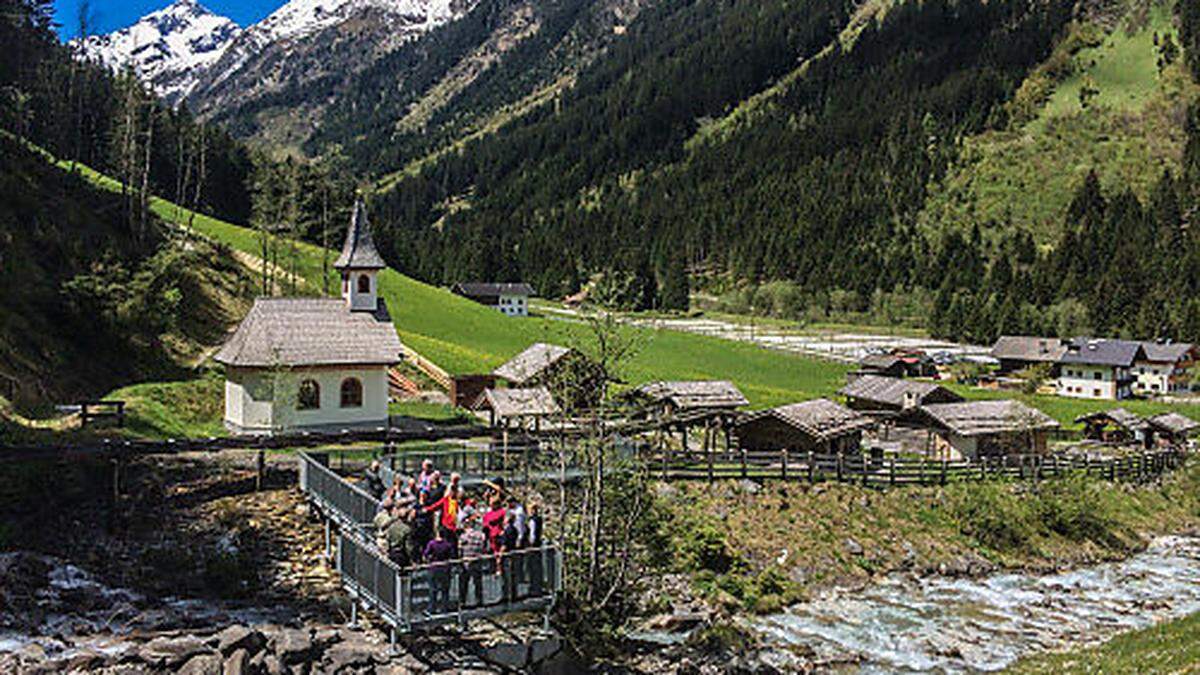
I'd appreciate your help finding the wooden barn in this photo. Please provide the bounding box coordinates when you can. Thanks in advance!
[492,342,605,411]
[472,386,561,431]
[632,380,748,417]
[1074,408,1147,445]
[1144,412,1200,448]
[840,375,963,415]
[735,399,873,455]
[913,400,1059,460]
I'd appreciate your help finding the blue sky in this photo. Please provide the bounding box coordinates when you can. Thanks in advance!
[53,0,282,39]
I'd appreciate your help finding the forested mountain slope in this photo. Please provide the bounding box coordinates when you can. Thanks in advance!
[343,0,1200,346]
[0,134,254,413]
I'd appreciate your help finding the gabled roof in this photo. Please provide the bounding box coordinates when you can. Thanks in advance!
[334,200,387,270]
[452,282,536,297]
[1138,342,1196,364]
[991,336,1067,363]
[215,298,403,367]
[492,343,573,385]
[917,400,1059,437]
[636,380,749,410]
[1073,407,1146,431]
[1060,338,1145,367]
[839,375,963,408]
[1145,412,1200,435]
[859,353,905,370]
[738,399,874,442]
[473,387,560,419]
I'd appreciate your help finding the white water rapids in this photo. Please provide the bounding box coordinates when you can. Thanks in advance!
[756,536,1200,672]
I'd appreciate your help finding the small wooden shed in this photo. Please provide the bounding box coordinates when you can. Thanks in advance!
[1074,408,1147,445]
[735,398,874,455]
[914,400,1059,460]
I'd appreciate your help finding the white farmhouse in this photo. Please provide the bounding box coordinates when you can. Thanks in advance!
[451,282,535,317]
[1056,338,1145,401]
[1133,342,1197,396]
[214,201,403,435]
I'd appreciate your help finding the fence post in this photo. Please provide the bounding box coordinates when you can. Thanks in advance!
[707,439,714,482]
[940,459,947,486]
[889,456,896,487]
[808,451,815,483]
[862,452,869,487]
[837,452,844,483]
[781,449,788,481]
[741,447,748,480]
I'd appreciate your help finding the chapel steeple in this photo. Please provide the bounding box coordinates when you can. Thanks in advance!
[335,199,386,312]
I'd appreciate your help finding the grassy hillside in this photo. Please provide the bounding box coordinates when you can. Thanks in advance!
[0,134,254,415]
[920,2,1199,245]
[1009,611,1200,673]
[48,152,850,410]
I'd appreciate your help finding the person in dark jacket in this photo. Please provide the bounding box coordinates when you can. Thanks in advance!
[498,512,521,602]
[525,500,545,595]
[422,526,455,615]
[362,459,386,500]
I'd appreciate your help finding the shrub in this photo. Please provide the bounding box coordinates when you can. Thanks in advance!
[948,482,1038,552]
[1034,475,1122,547]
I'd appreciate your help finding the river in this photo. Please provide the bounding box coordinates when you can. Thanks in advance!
[756,536,1200,672]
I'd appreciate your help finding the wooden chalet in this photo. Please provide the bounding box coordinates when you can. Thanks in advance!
[1144,412,1200,447]
[856,353,908,378]
[633,380,748,416]
[492,342,605,411]
[990,336,1067,375]
[839,375,963,415]
[1074,408,1147,445]
[735,399,873,455]
[913,400,1059,460]
[472,387,561,432]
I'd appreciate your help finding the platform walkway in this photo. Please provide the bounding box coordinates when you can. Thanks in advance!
[297,451,562,638]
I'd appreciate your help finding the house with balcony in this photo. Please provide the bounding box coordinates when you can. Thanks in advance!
[1133,342,1197,396]
[1056,338,1145,400]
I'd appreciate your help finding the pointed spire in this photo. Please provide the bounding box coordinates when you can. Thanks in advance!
[334,199,386,270]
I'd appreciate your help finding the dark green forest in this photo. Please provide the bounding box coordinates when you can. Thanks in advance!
[0,0,254,225]
[342,0,1200,345]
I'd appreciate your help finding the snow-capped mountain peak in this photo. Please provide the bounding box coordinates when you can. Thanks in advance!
[75,0,241,102]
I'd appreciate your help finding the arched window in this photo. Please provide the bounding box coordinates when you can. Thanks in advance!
[340,377,363,408]
[357,274,371,293]
[297,379,320,410]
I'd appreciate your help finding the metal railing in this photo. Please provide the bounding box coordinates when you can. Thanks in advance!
[338,530,562,630]
[299,452,381,529]
[299,450,562,632]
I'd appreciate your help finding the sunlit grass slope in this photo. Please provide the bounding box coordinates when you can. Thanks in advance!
[54,155,849,409]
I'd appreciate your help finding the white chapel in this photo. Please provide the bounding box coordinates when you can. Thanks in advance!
[215,201,403,435]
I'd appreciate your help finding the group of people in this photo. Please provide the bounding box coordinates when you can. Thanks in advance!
[361,458,546,615]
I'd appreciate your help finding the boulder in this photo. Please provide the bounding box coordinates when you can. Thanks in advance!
[270,628,313,664]
[224,648,250,675]
[179,652,223,675]
[138,635,209,669]
[216,625,266,656]
[322,641,377,672]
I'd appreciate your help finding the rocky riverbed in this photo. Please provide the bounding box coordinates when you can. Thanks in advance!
[754,535,1200,672]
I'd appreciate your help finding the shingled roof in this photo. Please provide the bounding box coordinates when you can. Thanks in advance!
[918,400,1059,437]
[1073,407,1146,431]
[839,375,963,408]
[636,380,749,410]
[334,201,387,270]
[1139,341,1195,363]
[473,387,560,419]
[452,282,536,297]
[738,399,874,442]
[1060,338,1145,367]
[493,343,574,385]
[991,336,1067,363]
[859,353,905,370]
[214,298,403,367]
[1145,412,1200,435]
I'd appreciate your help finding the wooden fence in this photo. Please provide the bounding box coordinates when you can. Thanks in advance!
[643,447,1187,487]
